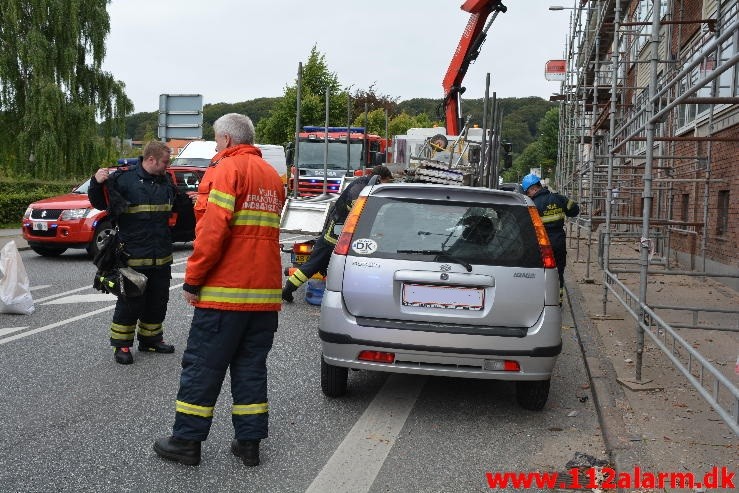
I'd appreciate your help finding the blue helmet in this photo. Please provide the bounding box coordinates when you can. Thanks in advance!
[521,173,541,192]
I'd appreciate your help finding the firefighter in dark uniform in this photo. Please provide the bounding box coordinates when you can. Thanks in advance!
[281,165,394,302]
[89,141,177,365]
[521,173,579,299]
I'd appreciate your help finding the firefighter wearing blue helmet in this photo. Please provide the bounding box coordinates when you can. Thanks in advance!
[521,173,579,301]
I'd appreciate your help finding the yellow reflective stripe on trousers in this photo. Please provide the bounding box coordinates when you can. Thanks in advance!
[288,269,308,287]
[208,189,235,211]
[137,322,162,337]
[110,322,135,340]
[176,400,214,418]
[124,204,172,213]
[127,255,173,266]
[199,287,282,304]
[541,213,566,223]
[230,209,280,228]
[232,402,269,415]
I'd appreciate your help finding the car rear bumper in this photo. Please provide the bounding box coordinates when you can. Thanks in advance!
[320,289,561,381]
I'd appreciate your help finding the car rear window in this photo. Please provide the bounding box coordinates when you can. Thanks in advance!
[353,197,543,268]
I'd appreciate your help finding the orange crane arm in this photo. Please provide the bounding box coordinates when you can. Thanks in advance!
[443,0,507,135]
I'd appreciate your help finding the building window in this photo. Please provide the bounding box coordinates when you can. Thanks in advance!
[716,190,729,236]
[681,193,690,221]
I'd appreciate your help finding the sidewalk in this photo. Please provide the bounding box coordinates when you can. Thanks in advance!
[564,237,738,488]
[0,229,28,252]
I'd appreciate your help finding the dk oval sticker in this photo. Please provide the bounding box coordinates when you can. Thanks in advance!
[351,238,378,255]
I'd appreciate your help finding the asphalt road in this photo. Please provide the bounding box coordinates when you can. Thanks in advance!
[0,239,606,493]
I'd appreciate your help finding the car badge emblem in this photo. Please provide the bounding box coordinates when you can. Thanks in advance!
[440,273,450,281]
[440,264,452,272]
[41,210,47,218]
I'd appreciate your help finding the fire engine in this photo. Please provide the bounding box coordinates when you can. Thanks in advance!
[286,126,387,197]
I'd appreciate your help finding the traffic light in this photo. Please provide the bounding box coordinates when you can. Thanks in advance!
[501,142,513,169]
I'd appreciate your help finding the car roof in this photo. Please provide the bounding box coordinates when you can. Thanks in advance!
[364,183,531,206]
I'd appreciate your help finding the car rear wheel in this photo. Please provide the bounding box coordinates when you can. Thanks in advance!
[321,355,348,397]
[30,245,67,257]
[87,220,114,258]
[515,379,550,411]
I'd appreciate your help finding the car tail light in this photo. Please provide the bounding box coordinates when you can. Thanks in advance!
[357,350,395,364]
[528,206,556,269]
[334,196,367,255]
[293,242,312,254]
[483,359,521,371]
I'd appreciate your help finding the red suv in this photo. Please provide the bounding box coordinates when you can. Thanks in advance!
[22,165,205,257]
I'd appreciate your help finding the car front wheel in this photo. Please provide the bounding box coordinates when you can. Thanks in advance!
[321,355,348,397]
[515,379,550,411]
[87,220,114,258]
[30,245,67,257]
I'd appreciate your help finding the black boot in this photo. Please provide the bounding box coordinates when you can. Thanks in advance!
[282,282,297,303]
[139,341,175,353]
[114,347,133,365]
[231,439,260,467]
[153,436,201,466]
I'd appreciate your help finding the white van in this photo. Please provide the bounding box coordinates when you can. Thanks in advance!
[171,140,287,184]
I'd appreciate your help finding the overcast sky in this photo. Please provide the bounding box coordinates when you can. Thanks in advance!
[102,0,572,114]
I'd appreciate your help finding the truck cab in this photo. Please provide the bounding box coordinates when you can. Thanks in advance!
[287,126,386,197]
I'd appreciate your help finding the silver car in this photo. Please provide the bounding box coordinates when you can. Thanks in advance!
[319,183,562,410]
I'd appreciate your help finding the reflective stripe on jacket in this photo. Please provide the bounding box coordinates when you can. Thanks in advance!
[88,165,175,268]
[531,187,580,245]
[185,144,285,311]
[322,175,372,243]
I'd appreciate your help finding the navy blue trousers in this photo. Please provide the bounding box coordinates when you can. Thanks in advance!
[110,266,171,347]
[172,308,277,441]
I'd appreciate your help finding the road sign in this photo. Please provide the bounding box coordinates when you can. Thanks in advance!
[158,94,203,139]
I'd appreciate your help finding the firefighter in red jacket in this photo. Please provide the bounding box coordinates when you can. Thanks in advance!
[153,113,285,467]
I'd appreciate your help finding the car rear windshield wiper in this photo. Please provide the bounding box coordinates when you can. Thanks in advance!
[396,249,472,272]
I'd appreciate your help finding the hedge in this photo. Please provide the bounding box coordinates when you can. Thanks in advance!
[0,179,83,226]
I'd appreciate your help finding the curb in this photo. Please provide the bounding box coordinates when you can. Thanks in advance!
[564,278,653,489]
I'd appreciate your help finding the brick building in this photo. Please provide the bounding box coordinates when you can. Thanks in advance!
[554,0,738,290]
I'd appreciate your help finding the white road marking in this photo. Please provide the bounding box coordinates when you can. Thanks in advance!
[172,272,185,279]
[305,374,426,493]
[34,286,94,303]
[43,294,117,305]
[29,285,52,291]
[0,327,29,337]
[0,282,185,345]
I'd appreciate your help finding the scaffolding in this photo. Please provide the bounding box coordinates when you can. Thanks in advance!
[554,0,739,435]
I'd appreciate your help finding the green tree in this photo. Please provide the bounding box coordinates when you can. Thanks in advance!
[502,107,560,183]
[0,0,133,179]
[256,46,348,145]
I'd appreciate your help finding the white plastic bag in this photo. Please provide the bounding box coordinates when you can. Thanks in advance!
[0,241,35,315]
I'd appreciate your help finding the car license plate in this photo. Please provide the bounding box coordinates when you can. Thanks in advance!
[292,254,310,264]
[32,221,48,231]
[402,283,484,310]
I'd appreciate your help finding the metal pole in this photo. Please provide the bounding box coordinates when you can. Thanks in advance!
[480,73,490,187]
[323,89,329,195]
[384,108,389,164]
[347,94,352,174]
[364,102,369,170]
[603,0,622,316]
[486,92,497,188]
[635,5,662,382]
[293,62,303,198]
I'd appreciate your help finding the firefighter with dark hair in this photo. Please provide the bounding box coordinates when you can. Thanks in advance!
[521,173,579,301]
[281,165,394,302]
[89,141,177,365]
